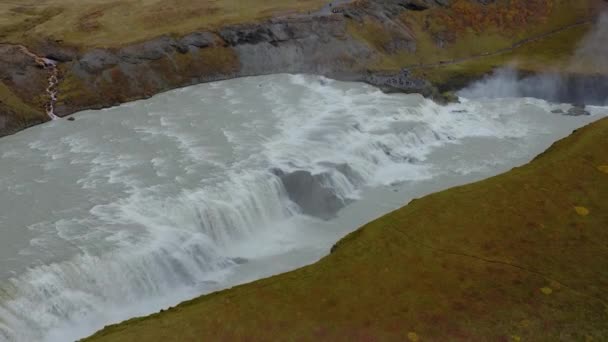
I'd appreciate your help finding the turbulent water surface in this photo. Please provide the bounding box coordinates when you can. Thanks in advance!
[0,74,604,341]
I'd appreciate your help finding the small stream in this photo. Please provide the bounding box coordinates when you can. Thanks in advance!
[17,46,59,120]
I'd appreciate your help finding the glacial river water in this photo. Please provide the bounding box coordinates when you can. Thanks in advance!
[0,74,604,341]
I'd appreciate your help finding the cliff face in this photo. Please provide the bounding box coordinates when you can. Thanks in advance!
[53,16,374,116]
[0,0,604,137]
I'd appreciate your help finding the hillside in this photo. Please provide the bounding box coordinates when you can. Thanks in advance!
[0,1,606,340]
[0,0,606,136]
[0,0,329,48]
[85,117,608,341]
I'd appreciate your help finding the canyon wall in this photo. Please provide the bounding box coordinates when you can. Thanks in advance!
[0,0,604,137]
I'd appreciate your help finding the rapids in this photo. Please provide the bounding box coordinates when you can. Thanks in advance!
[0,74,604,341]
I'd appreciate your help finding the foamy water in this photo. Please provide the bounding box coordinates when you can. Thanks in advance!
[0,74,604,341]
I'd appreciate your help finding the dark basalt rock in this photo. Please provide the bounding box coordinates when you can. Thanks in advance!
[0,0,453,137]
[79,49,120,73]
[118,36,181,63]
[0,0,589,138]
[364,69,435,96]
[180,32,220,48]
[340,0,448,20]
[318,162,364,185]
[566,105,591,116]
[272,168,348,220]
[44,50,77,63]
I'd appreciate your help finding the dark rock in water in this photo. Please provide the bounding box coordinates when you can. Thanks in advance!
[364,69,435,97]
[67,117,75,121]
[273,169,347,220]
[318,161,363,185]
[437,91,460,105]
[230,257,248,265]
[551,109,565,114]
[566,105,590,116]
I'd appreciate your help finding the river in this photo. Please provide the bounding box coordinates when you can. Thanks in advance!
[0,74,604,341]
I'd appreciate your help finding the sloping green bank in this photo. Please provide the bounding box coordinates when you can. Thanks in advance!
[86,118,608,341]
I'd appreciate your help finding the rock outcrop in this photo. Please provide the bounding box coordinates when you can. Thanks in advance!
[48,5,435,119]
[273,168,348,220]
[0,0,604,137]
[0,0,450,136]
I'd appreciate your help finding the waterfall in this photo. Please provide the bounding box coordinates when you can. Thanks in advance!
[17,46,60,120]
[0,74,603,342]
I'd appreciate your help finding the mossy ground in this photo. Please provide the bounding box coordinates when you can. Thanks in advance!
[1,0,604,136]
[86,118,608,341]
[347,0,602,88]
[418,23,594,91]
[0,81,46,132]
[0,81,42,118]
[0,0,328,48]
[55,45,239,112]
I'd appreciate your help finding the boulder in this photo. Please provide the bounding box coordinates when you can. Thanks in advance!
[566,105,590,116]
[272,169,347,220]
[180,32,219,48]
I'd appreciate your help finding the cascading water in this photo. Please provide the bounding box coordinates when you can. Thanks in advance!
[17,46,60,120]
[0,74,604,341]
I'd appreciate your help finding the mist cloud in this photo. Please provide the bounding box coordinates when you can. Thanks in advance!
[458,12,608,105]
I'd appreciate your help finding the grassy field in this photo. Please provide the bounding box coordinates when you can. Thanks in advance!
[418,23,597,91]
[347,0,602,87]
[0,0,328,48]
[86,117,608,341]
[0,81,45,132]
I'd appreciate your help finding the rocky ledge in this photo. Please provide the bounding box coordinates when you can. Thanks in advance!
[0,0,606,137]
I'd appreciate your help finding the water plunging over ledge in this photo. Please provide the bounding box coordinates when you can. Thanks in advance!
[0,74,604,341]
[16,46,60,120]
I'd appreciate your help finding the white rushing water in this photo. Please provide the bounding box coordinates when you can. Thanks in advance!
[0,74,604,341]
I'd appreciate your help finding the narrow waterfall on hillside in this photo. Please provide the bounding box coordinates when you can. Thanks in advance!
[16,46,60,120]
[0,74,605,342]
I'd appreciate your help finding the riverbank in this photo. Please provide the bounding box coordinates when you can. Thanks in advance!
[85,116,608,341]
[1,0,606,137]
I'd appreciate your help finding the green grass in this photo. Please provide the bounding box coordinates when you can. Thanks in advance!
[0,81,44,120]
[0,0,329,48]
[1,0,603,136]
[0,81,46,134]
[55,45,239,110]
[86,117,608,341]
[417,23,594,90]
[346,0,600,87]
